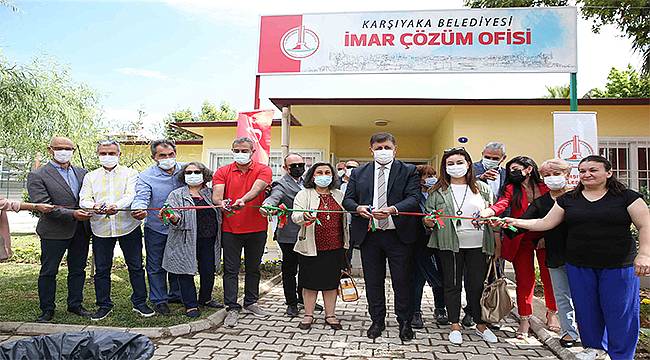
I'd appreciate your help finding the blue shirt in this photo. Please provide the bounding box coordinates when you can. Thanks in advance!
[131,163,184,234]
[50,161,80,199]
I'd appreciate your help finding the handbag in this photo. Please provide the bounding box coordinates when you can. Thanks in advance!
[480,257,514,323]
[338,270,359,302]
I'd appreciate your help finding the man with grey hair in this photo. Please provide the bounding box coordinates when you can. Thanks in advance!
[212,137,273,327]
[131,139,184,315]
[80,140,154,320]
[473,142,507,200]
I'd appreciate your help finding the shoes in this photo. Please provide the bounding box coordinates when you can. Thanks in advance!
[243,303,269,317]
[411,311,424,329]
[224,310,239,328]
[36,311,54,323]
[154,303,171,315]
[399,323,414,341]
[575,348,606,360]
[133,304,156,318]
[366,322,386,339]
[67,306,92,318]
[559,337,579,348]
[298,314,314,330]
[325,315,343,330]
[487,322,501,331]
[202,300,225,309]
[186,308,200,318]
[286,304,300,317]
[434,308,449,325]
[475,328,498,343]
[449,330,463,345]
[461,312,475,328]
[90,307,112,321]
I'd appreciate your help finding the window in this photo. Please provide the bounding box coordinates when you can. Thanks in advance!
[208,149,323,181]
[599,137,650,191]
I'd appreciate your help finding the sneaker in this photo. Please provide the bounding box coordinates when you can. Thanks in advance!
[243,303,269,317]
[186,308,200,318]
[476,328,498,343]
[286,304,299,317]
[202,300,225,309]
[461,312,475,328]
[224,310,239,328]
[133,304,156,318]
[575,348,606,360]
[435,308,449,325]
[90,307,112,321]
[411,311,424,329]
[154,303,171,315]
[449,330,463,345]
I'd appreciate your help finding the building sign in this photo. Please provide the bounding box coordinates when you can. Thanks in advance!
[258,7,577,75]
[553,112,598,187]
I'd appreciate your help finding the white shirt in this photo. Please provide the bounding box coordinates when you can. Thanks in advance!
[79,165,141,238]
[373,161,396,230]
[487,171,501,200]
[450,184,485,249]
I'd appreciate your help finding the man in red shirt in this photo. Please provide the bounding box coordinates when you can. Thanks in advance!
[212,137,273,328]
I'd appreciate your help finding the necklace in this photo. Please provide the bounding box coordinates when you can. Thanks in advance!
[450,184,469,227]
[319,194,331,221]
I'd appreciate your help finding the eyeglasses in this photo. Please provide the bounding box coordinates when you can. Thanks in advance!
[232,149,252,154]
[444,146,466,153]
[289,163,305,168]
[346,165,357,169]
[184,170,202,175]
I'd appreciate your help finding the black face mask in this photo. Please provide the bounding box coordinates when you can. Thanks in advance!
[509,169,527,184]
[288,164,305,178]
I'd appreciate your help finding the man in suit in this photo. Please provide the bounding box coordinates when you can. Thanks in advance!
[27,136,93,323]
[261,153,323,317]
[343,132,421,341]
[472,141,507,200]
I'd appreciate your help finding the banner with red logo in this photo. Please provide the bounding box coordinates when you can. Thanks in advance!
[236,110,274,165]
[258,7,577,75]
[553,112,598,187]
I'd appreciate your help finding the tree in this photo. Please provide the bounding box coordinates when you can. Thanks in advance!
[584,64,650,97]
[465,0,650,75]
[163,100,237,140]
[544,84,571,98]
[0,56,103,170]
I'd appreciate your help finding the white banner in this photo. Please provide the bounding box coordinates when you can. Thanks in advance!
[258,7,578,74]
[553,112,598,187]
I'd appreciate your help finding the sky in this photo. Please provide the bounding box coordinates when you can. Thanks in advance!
[0,0,643,138]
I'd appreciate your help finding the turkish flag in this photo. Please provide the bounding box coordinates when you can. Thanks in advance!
[236,110,274,165]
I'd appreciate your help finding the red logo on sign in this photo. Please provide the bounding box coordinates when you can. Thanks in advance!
[281,25,319,60]
[557,135,595,161]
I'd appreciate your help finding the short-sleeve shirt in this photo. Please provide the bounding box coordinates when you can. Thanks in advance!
[519,192,568,269]
[213,161,272,234]
[556,189,642,268]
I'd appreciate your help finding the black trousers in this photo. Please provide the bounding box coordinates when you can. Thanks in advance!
[222,231,266,311]
[278,242,303,306]
[360,230,414,325]
[38,224,90,312]
[176,235,218,309]
[437,248,489,325]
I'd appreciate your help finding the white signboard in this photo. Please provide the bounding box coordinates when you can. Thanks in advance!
[553,112,598,187]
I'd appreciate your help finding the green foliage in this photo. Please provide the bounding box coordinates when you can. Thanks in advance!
[544,84,571,98]
[0,56,104,172]
[464,0,650,75]
[163,100,237,140]
[585,65,650,98]
[163,108,197,140]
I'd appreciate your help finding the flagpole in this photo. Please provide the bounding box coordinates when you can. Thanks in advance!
[254,75,261,109]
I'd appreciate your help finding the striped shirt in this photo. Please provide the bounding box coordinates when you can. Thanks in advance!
[79,164,141,238]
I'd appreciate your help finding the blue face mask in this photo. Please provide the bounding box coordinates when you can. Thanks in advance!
[314,175,332,188]
[424,177,437,188]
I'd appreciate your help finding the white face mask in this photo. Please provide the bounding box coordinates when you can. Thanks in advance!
[544,175,567,190]
[233,152,251,165]
[53,150,73,164]
[345,168,354,177]
[373,149,394,165]
[482,158,500,170]
[185,173,204,186]
[157,158,176,170]
[446,164,468,178]
[314,175,333,188]
[99,155,119,168]
[337,169,346,177]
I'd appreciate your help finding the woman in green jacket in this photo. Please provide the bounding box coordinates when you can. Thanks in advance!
[423,147,500,346]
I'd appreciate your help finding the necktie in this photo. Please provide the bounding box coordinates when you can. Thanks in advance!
[376,165,388,229]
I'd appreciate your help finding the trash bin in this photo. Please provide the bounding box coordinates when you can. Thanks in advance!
[0,331,155,360]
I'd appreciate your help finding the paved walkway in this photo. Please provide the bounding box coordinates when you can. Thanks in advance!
[152,280,560,360]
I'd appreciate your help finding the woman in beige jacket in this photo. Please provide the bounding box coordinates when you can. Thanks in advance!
[0,195,54,260]
[292,162,349,331]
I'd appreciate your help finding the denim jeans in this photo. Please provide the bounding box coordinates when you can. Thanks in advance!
[144,227,181,304]
[412,246,445,312]
[548,266,579,340]
[93,227,147,309]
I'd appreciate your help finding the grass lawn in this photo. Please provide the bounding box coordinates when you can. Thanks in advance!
[0,234,279,328]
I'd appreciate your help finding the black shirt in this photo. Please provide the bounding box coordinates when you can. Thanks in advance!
[556,189,642,269]
[193,196,218,239]
[519,192,568,269]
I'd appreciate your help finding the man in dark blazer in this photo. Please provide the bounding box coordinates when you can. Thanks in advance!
[343,132,421,341]
[27,136,93,322]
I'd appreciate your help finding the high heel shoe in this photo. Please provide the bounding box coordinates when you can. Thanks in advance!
[324,315,343,330]
[298,314,314,330]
